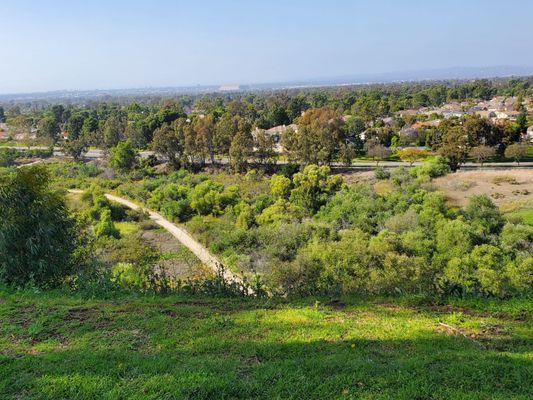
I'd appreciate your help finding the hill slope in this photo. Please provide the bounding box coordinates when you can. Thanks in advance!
[1,290,531,399]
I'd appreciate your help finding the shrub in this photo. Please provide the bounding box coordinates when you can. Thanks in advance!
[411,156,450,179]
[464,195,504,239]
[161,199,192,222]
[374,167,390,180]
[111,262,151,290]
[235,203,254,230]
[0,166,85,288]
[289,164,343,214]
[506,257,533,292]
[0,148,17,167]
[270,174,292,198]
[94,209,120,239]
[256,199,304,225]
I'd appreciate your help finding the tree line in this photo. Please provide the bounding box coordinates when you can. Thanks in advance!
[1,77,531,170]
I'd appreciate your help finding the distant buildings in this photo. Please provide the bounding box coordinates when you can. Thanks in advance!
[252,123,298,153]
[218,85,242,92]
[396,96,526,122]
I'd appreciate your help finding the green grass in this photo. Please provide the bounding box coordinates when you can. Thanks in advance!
[115,221,140,236]
[506,208,533,226]
[1,290,531,399]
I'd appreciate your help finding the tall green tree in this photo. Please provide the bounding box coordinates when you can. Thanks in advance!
[110,140,138,171]
[151,119,186,169]
[438,125,469,170]
[38,116,60,143]
[292,107,345,165]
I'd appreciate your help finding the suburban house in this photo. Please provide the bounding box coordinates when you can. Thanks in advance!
[252,123,298,153]
[493,110,521,120]
[526,126,533,142]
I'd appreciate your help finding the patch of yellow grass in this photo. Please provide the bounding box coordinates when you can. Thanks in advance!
[374,181,394,195]
[115,222,139,236]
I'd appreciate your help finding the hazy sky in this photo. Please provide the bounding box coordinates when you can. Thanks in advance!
[1,0,532,93]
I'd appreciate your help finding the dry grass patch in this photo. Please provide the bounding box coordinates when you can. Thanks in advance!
[433,169,533,207]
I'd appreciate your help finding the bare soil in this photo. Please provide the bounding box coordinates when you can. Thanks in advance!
[432,169,533,207]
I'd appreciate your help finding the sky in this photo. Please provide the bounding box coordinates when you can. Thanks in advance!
[1,0,532,93]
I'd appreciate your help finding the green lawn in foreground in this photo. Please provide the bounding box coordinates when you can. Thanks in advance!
[0,290,531,400]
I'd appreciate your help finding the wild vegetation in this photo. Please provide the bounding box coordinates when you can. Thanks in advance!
[2,156,530,299]
[1,78,532,399]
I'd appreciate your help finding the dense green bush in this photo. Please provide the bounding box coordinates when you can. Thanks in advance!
[94,208,120,238]
[374,167,390,180]
[0,149,17,167]
[0,166,86,288]
[410,156,451,179]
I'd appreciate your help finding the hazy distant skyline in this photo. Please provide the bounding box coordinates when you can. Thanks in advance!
[1,0,532,94]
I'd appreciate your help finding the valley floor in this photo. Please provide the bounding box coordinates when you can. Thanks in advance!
[0,290,531,399]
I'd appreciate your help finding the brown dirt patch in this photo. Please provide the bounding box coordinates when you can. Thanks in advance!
[433,169,533,207]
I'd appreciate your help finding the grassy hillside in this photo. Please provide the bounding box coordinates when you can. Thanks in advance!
[1,290,531,399]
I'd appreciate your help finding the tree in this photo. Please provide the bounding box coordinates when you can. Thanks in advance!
[398,147,429,166]
[0,106,5,123]
[62,136,87,160]
[81,114,99,137]
[229,130,253,172]
[214,114,237,157]
[469,145,495,166]
[438,125,468,171]
[184,119,204,166]
[110,140,138,171]
[65,113,86,141]
[504,142,528,165]
[151,120,186,169]
[192,115,216,164]
[280,126,300,164]
[364,138,391,165]
[516,111,528,135]
[294,107,345,165]
[0,166,83,287]
[462,115,494,147]
[51,104,66,124]
[344,116,365,155]
[289,164,343,214]
[38,116,60,144]
[103,114,125,148]
[339,143,357,166]
[253,129,276,166]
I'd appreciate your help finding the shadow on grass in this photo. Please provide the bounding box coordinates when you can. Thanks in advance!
[1,334,532,400]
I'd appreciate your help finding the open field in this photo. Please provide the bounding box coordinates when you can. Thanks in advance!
[0,290,531,400]
[433,169,533,208]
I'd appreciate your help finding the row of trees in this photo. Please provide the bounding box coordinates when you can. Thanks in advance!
[1,78,530,171]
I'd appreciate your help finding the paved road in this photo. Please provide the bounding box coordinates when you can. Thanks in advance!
[9,145,533,169]
[68,189,247,291]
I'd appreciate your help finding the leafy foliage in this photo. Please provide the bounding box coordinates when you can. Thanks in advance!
[0,167,85,287]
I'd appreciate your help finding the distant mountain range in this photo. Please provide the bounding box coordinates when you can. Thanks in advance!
[1,66,532,102]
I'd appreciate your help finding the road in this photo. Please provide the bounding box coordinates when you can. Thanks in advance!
[6,145,533,169]
[67,189,246,290]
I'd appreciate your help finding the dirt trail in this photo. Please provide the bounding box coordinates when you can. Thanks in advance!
[68,190,244,287]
